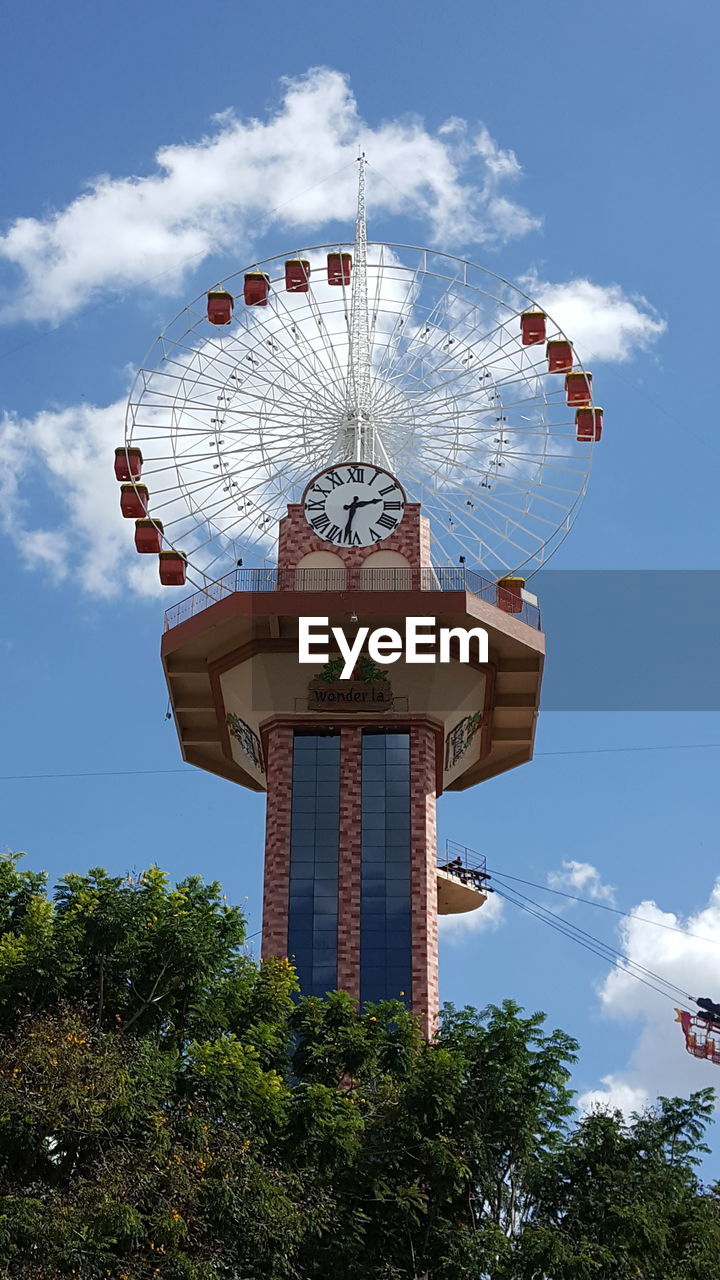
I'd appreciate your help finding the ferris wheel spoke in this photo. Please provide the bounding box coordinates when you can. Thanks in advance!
[402,458,542,566]
[268,286,354,408]
[160,333,330,423]
[370,260,425,385]
[383,287,522,391]
[409,444,582,513]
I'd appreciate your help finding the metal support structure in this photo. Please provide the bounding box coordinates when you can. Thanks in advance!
[344,152,376,464]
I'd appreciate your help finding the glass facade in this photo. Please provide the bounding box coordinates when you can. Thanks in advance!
[360,731,412,1006]
[288,732,340,997]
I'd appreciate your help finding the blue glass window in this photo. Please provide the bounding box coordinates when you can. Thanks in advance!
[360,732,411,1007]
[287,733,340,997]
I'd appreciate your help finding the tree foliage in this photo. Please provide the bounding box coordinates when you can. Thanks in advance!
[0,850,717,1279]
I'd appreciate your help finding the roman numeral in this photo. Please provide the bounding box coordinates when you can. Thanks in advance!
[377,512,398,531]
[343,529,362,545]
[305,500,325,511]
[346,466,365,483]
[326,524,342,542]
[370,528,382,542]
[379,483,398,496]
[310,513,329,531]
[310,484,330,497]
[383,501,402,510]
[327,471,344,489]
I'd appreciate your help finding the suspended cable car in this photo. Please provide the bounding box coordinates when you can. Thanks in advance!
[134,518,164,554]
[565,371,593,406]
[327,252,352,285]
[243,273,271,306]
[120,483,149,518]
[520,310,546,346]
[159,550,187,586]
[547,339,573,373]
[576,407,603,442]
[114,446,143,482]
[496,575,525,614]
[285,259,311,292]
[207,290,234,325]
[677,1009,720,1065]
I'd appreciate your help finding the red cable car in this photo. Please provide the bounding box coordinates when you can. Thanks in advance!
[565,371,593,406]
[327,252,352,286]
[120,484,149,519]
[134,518,164,554]
[285,259,311,292]
[207,290,234,325]
[677,1010,720,1065]
[496,576,525,615]
[243,273,270,306]
[575,407,603,442]
[114,446,143,482]
[520,311,546,346]
[159,550,187,586]
[546,339,573,373]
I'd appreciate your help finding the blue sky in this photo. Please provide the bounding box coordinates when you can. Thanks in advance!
[2,0,720,1133]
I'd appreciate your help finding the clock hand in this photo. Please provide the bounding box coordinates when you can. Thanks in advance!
[352,498,381,509]
[342,497,361,540]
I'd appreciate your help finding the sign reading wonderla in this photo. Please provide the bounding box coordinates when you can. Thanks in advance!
[299,617,489,680]
[308,656,394,712]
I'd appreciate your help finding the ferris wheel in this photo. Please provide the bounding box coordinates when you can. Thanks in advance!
[119,161,602,590]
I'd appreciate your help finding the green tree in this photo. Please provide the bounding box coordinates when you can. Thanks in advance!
[0,850,718,1279]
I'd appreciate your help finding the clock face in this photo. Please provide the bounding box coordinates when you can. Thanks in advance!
[303,463,406,548]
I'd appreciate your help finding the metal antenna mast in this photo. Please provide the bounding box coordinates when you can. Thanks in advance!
[345,151,375,463]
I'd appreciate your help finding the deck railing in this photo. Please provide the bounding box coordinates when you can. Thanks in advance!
[439,840,492,891]
[164,566,541,632]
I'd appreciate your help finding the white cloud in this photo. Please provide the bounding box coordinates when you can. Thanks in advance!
[0,69,539,323]
[439,888,505,939]
[548,860,616,905]
[0,400,161,599]
[524,276,666,363]
[578,881,720,1115]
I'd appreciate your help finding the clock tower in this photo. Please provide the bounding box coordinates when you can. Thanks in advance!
[127,157,597,1038]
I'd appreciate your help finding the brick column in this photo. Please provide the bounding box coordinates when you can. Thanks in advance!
[336,727,362,1002]
[261,724,294,959]
[410,724,439,1037]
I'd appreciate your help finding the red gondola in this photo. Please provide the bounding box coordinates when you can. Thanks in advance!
[575,407,603,442]
[134,518,164,554]
[285,259,311,292]
[520,311,546,346]
[327,252,352,286]
[546,339,573,373]
[677,1009,720,1065]
[207,290,234,325]
[565,371,593,406]
[243,273,271,306]
[114,446,143,482]
[496,576,525,615]
[159,550,187,586]
[120,484,149,518]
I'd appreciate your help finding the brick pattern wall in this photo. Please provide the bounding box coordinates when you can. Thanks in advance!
[261,724,294,959]
[410,724,439,1037]
[278,503,431,570]
[336,727,362,1001]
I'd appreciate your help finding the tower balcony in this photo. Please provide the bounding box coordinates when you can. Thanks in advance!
[437,840,492,915]
[164,565,541,633]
